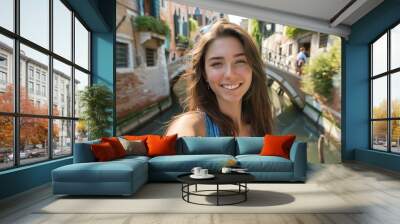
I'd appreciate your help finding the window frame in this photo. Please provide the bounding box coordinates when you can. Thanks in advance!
[145,47,157,67]
[319,33,328,49]
[0,53,7,88]
[369,20,400,154]
[0,0,92,171]
[116,41,129,68]
[116,36,134,73]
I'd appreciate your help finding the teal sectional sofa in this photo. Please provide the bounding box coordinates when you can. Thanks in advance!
[52,137,307,196]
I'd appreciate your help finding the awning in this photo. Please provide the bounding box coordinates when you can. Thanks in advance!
[173,0,384,38]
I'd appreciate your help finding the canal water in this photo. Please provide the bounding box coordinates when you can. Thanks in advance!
[130,78,341,164]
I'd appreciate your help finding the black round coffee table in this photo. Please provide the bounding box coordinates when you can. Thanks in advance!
[177,172,255,206]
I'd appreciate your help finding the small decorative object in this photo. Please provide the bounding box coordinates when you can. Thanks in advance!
[190,167,214,179]
[221,167,232,173]
[221,159,239,173]
[225,159,239,168]
[191,167,202,176]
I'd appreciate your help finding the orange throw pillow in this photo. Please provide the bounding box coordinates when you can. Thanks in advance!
[146,134,178,157]
[260,134,296,159]
[91,142,117,161]
[101,137,127,158]
[123,135,148,142]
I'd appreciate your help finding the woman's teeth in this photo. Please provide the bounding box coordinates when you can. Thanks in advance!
[221,83,241,90]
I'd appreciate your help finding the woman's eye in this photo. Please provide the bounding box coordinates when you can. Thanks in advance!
[236,60,247,64]
[211,63,222,67]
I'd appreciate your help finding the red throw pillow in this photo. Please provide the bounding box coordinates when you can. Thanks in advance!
[146,134,178,157]
[101,137,127,158]
[260,134,296,159]
[91,142,118,161]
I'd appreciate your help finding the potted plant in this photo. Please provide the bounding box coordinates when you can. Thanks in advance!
[79,84,113,140]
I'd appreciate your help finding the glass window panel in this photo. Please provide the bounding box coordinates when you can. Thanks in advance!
[372,77,387,119]
[0,34,14,113]
[20,117,49,165]
[391,72,400,118]
[372,121,388,151]
[0,116,14,170]
[75,120,88,143]
[53,119,72,158]
[372,33,387,76]
[53,59,72,117]
[20,0,49,49]
[391,24,400,70]
[116,42,129,68]
[74,18,89,70]
[53,0,72,60]
[391,120,400,153]
[20,44,49,115]
[0,0,14,31]
[74,69,89,118]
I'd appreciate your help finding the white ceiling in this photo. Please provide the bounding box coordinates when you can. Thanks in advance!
[172,0,384,38]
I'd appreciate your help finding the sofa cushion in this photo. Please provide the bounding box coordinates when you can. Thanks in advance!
[115,155,150,164]
[147,134,178,157]
[177,137,235,155]
[123,135,150,150]
[101,137,127,158]
[90,142,118,161]
[236,155,293,172]
[260,135,296,159]
[235,137,264,155]
[53,158,147,183]
[118,138,147,156]
[148,154,235,172]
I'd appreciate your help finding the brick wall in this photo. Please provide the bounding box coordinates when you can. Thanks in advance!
[116,45,170,119]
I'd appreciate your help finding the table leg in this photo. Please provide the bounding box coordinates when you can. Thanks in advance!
[187,184,190,202]
[181,184,183,199]
[217,184,219,206]
[245,183,247,201]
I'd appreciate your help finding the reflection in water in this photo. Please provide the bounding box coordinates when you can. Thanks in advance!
[131,78,341,164]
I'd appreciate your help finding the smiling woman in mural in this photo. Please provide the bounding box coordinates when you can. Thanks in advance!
[165,20,273,137]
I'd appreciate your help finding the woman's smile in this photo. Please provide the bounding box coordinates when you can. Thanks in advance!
[220,83,242,90]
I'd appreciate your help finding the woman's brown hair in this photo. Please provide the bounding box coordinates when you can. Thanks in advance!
[167,19,273,136]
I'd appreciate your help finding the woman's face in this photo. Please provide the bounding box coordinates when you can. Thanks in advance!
[204,36,252,104]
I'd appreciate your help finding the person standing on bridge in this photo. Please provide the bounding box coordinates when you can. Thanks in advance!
[295,47,307,76]
[165,20,273,137]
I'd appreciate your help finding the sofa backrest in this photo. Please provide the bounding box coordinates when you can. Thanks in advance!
[73,139,100,163]
[235,137,264,155]
[177,137,236,155]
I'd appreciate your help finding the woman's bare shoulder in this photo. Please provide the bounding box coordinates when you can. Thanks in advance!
[165,111,206,137]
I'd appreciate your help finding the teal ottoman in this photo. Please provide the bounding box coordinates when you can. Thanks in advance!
[52,156,148,196]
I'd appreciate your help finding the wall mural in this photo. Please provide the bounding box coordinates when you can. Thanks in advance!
[115,0,342,163]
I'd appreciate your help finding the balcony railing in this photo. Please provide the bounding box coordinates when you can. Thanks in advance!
[263,49,296,74]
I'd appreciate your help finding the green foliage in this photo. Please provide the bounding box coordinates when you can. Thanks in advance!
[301,38,341,101]
[249,19,262,49]
[176,34,189,44]
[188,18,199,33]
[79,84,113,140]
[133,16,170,37]
[284,26,308,39]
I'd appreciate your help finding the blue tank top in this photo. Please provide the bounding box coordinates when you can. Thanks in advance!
[204,113,221,137]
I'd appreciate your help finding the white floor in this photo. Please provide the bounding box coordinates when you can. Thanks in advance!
[1,162,400,224]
